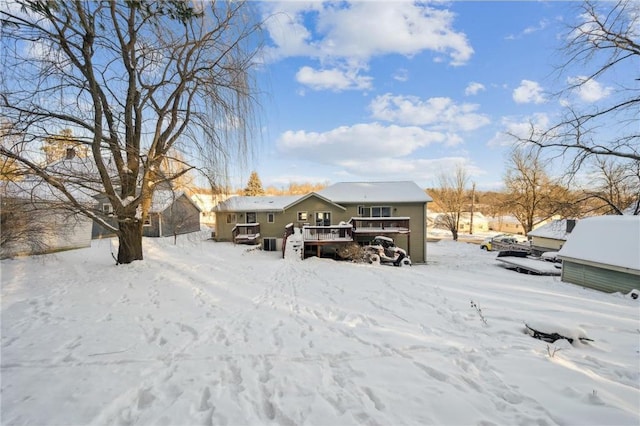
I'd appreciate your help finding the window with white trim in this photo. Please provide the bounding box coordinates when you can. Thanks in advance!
[358,205,370,217]
[267,212,275,223]
[315,211,331,226]
[226,213,237,224]
[102,203,113,214]
[297,211,308,221]
[246,212,257,224]
[372,206,392,217]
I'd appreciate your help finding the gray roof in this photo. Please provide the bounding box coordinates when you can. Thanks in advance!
[150,190,201,213]
[317,181,432,203]
[215,195,304,212]
[215,181,431,212]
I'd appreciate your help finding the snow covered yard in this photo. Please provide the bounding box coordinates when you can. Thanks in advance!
[1,234,639,426]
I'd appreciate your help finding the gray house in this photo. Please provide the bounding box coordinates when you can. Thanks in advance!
[143,190,201,238]
[558,215,640,293]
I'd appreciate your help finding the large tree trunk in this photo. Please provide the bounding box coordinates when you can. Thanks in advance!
[117,219,143,264]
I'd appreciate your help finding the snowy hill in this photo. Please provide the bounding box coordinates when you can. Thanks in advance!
[1,234,638,425]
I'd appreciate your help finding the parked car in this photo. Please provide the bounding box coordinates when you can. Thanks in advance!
[540,251,561,263]
[480,234,518,251]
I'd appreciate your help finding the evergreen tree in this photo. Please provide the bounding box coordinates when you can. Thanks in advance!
[243,171,265,196]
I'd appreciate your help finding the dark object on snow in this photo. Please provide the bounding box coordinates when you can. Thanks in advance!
[497,250,528,258]
[525,323,594,344]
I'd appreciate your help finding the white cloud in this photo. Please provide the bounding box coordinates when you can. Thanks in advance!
[465,82,485,96]
[262,2,473,66]
[277,122,445,163]
[512,80,546,104]
[567,76,613,103]
[393,68,409,82]
[295,66,373,92]
[506,18,550,40]
[488,113,550,147]
[369,94,490,132]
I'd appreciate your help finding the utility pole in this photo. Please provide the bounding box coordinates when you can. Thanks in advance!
[469,182,476,235]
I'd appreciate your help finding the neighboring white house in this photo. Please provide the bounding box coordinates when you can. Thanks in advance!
[1,179,93,258]
[488,215,526,234]
[488,215,557,235]
[430,212,489,234]
[527,219,577,255]
[558,215,640,294]
[190,190,231,228]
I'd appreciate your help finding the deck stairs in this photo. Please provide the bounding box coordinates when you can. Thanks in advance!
[283,227,303,260]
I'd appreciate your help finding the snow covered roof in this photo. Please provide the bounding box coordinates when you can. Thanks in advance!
[558,215,640,271]
[528,219,574,241]
[317,181,432,203]
[150,190,201,213]
[215,195,304,212]
[1,177,95,204]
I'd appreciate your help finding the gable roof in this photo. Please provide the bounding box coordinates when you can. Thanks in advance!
[151,190,201,214]
[528,219,573,241]
[558,215,640,271]
[215,195,304,212]
[317,181,431,203]
[282,192,346,211]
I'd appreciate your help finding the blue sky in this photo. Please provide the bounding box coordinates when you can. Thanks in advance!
[227,1,627,191]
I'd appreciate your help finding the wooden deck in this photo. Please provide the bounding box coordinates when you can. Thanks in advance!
[232,223,261,245]
[349,217,410,235]
[302,224,353,242]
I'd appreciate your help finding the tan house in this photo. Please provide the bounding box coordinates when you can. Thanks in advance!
[214,181,432,263]
[527,219,576,256]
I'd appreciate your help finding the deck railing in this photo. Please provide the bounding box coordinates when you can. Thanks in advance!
[349,217,410,233]
[302,224,353,241]
[232,223,260,244]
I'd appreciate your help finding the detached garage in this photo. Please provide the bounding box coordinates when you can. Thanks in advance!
[558,215,640,294]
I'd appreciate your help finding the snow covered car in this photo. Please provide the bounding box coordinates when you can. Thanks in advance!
[364,236,411,266]
[480,234,518,251]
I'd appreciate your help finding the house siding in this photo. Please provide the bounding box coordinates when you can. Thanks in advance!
[153,195,201,237]
[1,203,92,258]
[341,202,426,263]
[562,260,639,294]
[530,236,565,254]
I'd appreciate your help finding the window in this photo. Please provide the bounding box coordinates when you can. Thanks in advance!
[246,212,257,224]
[267,212,275,223]
[143,217,151,227]
[102,203,113,214]
[226,213,237,224]
[358,205,370,217]
[315,211,331,226]
[297,211,308,221]
[371,206,392,217]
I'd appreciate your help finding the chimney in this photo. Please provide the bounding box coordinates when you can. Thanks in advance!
[566,219,576,233]
[65,147,75,160]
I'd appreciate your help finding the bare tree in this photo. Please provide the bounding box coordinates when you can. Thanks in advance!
[1,1,262,264]
[431,165,469,241]
[503,148,575,234]
[579,157,640,215]
[513,1,639,187]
